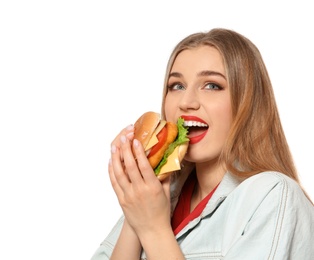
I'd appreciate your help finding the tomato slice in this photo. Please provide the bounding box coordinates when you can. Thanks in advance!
[147,126,167,158]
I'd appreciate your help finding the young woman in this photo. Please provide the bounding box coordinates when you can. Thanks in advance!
[91,28,314,259]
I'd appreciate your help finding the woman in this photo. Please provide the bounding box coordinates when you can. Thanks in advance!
[91,28,314,259]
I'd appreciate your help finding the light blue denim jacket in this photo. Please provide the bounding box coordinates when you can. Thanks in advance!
[91,171,314,259]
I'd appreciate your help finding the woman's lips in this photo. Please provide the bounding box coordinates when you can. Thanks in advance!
[188,129,208,144]
[180,115,208,144]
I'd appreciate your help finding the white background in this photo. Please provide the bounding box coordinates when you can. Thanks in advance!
[0,1,313,259]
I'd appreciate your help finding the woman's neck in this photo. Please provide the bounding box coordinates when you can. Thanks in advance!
[194,161,225,201]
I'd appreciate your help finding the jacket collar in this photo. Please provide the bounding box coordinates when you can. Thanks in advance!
[202,172,242,216]
[170,170,242,216]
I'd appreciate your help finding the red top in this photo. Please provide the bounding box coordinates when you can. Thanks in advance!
[171,172,219,235]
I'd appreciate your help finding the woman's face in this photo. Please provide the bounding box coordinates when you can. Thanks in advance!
[165,45,232,164]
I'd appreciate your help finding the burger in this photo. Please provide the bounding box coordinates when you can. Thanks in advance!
[133,111,189,181]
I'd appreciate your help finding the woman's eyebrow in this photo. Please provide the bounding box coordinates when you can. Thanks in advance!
[168,72,183,78]
[169,70,226,80]
[198,70,226,79]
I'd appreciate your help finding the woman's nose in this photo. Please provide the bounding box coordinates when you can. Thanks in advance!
[179,89,200,111]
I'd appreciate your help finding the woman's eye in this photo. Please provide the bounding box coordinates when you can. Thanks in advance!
[168,83,185,91]
[204,83,222,90]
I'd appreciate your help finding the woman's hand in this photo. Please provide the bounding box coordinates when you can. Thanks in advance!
[109,134,172,238]
[110,124,135,151]
[108,126,184,260]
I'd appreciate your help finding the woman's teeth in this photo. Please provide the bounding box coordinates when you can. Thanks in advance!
[184,121,208,127]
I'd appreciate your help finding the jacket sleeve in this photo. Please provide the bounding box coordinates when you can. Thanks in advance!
[90,216,124,260]
[224,172,314,260]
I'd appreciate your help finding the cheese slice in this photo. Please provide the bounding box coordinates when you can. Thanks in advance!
[158,146,181,174]
[145,120,167,151]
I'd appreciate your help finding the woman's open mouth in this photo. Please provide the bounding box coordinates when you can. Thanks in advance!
[182,117,209,145]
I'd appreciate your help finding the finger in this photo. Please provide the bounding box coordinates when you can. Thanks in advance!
[132,138,158,183]
[161,177,172,220]
[124,124,135,142]
[111,124,134,148]
[110,143,131,192]
[108,157,124,199]
[111,125,134,161]
[119,135,143,185]
[161,176,171,201]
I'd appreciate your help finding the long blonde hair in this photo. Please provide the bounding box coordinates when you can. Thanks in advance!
[161,28,301,185]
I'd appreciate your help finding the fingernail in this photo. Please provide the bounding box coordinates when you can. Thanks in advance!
[111,144,117,153]
[120,135,126,143]
[125,124,134,131]
[133,139,139,148]
[126,132,134,138]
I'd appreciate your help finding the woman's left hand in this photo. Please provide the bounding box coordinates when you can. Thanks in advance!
[109,135,172,238]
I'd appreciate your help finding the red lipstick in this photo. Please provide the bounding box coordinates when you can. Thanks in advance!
[180,115,208,144]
